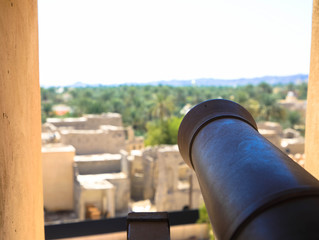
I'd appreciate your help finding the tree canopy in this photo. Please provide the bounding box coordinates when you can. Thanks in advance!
[41,82,307,144]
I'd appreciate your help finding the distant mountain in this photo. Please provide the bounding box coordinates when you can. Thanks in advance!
[68,82,104,88]
[42,74,308,88]
[121,74,308,87]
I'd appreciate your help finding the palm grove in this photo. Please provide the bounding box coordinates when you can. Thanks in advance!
[41,82,307,145]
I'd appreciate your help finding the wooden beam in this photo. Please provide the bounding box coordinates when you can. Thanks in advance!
[305,0,319,179]
[0,0,44,239]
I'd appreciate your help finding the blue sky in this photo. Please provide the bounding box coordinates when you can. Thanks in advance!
[38,0,313,86]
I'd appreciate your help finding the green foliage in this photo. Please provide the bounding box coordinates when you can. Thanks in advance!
[197,204,215,240]
[288,111,302,127]
[145,117,183,146]
[40,82,307,140]
[197,204,210,224]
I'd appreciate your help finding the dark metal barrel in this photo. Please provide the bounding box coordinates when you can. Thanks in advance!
[178,99,319,240]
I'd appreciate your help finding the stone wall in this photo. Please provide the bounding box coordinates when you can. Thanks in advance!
[75,153,123,174]
[130,151,145,200]
[129,145,203,212]
[47,113,122,130]
[60,126,125,155]
[47,117,87,129]
[154,146,202,211]
[259,129,282,149]
[84,113,122,129]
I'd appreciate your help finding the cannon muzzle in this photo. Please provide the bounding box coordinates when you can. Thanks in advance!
[178,99,319,240]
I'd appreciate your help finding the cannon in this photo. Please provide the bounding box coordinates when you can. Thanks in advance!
[178,99,319,240]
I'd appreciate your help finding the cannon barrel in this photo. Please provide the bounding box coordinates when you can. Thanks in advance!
[178,99,319,240]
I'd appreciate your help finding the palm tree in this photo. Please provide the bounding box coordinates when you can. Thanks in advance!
[150,92,174,122]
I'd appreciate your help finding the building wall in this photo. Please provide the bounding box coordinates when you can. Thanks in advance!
[47,118,87,129]
[130,152,145,200]
[47,113,122,130]
[75,155,122,175]
[75,173,130,216]
[78,187,115,220]
[126,137,145,153]
[139,146,203,212]
[0,1,44,239]
[76,160,121,174]
[143,157,156,200]
[258,129,282,150]
[107,175,130,213]
[42,146,75,211]
[60,129,126,155]
[85,113,123,129]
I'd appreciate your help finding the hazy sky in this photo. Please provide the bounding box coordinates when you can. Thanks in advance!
[38,0,313,86]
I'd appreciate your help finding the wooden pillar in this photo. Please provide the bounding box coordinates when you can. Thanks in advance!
[305,0,319,179]
[0,0,44,239]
